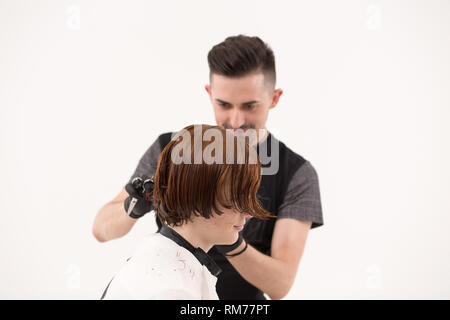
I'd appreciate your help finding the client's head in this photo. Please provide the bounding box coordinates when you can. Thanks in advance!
[152,124,273,247]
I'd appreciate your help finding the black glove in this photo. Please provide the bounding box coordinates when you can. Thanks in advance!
[214,231,244,255]
[123,175,155,219]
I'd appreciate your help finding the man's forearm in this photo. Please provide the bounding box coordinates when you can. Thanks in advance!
[225,242,297,300]
[92,201,137,242]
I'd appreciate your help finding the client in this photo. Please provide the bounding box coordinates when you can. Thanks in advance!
[101,124,273,299]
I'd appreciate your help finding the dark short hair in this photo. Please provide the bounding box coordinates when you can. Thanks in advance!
[152,124,274,226]
[207,34,276,87]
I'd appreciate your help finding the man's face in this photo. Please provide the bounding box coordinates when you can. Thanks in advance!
[205,72,283,136]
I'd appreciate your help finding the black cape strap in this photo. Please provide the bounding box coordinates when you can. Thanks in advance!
[159,225,222,277]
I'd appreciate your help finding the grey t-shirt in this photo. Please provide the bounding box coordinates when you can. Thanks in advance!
[127,132,324,229]
[128,137,161,184]
[277,160,324,228]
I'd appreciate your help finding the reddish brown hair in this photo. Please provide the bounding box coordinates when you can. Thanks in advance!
[152,124,274,226]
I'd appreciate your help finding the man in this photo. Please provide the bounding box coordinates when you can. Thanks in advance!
[93,34,324,300]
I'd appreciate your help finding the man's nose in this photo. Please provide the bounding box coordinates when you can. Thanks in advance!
[229,108,245,129]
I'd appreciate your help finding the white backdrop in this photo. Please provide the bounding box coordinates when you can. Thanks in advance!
[1,0,449,299]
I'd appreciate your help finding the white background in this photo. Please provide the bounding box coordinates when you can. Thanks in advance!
[1,0,449,299]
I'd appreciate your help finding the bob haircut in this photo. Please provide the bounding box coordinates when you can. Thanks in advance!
[152,124,274,226]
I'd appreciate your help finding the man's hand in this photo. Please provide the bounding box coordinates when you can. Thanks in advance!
[123,176,155,219]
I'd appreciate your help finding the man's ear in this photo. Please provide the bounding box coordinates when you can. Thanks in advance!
[270,88,283,109]
[205,84,211,96]
[205,84,214,104]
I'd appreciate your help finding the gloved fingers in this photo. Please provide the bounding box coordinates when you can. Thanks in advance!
[141,176,154,200]
[125,178,144,197]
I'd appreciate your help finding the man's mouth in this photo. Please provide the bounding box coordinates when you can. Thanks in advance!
[233,225,244,231]
[233,129,247,136]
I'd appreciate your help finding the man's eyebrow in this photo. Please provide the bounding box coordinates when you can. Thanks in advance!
[215,99,259,105]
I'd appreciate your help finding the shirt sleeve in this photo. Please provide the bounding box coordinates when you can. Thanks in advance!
[277,160,324,229]
[126,136,162,186]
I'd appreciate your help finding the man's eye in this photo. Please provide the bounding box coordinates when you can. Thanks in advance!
[219,103,230,108]
[246,105,255,110]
